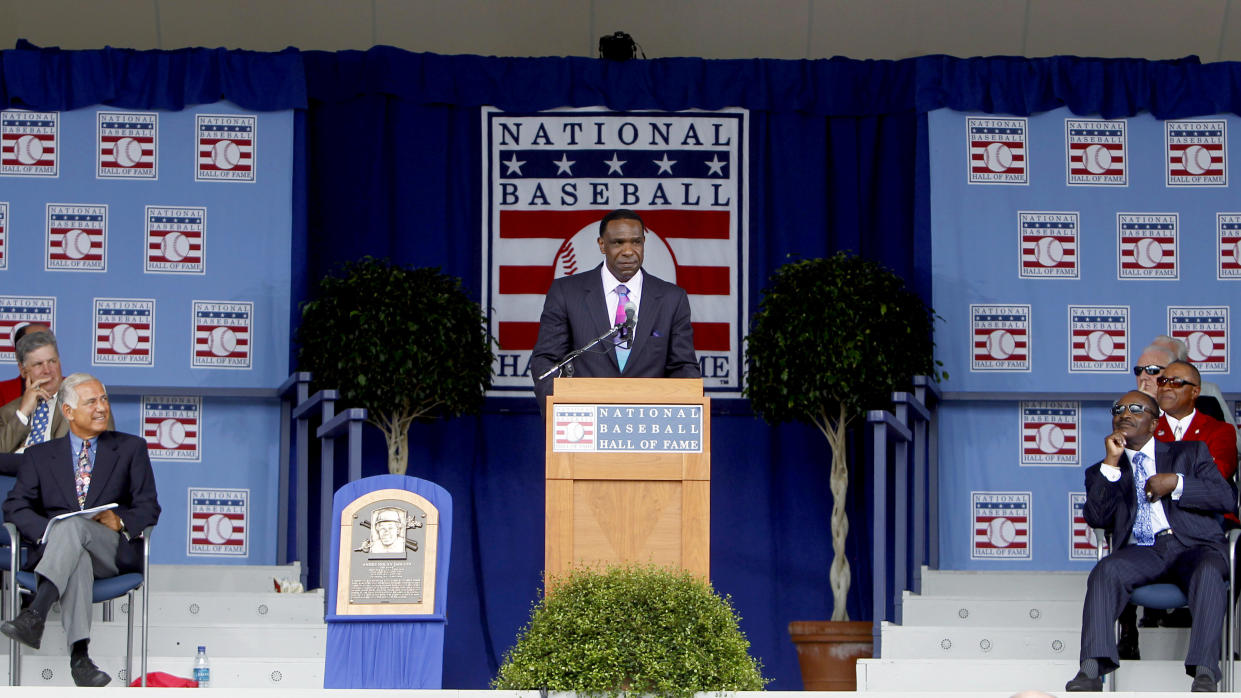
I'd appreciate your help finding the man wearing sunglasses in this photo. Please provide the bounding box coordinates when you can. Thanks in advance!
[1067,390,1235,692]
[1132,344,1177,397]
[1155,360,1238,485]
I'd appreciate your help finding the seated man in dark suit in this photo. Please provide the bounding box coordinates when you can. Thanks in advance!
[0,323,50,406]
[530,209,701,412]
[1067,390,1235,692]
[1,372,160,687]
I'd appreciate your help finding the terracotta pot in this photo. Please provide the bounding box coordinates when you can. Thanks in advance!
[788,620,873,691]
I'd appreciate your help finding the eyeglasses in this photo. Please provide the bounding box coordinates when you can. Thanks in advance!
[1132,364,1165,376]
[1156,376,1198,388]
[1110,403,1156,416]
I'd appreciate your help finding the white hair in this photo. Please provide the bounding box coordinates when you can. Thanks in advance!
[58,372,104,408]
[1152,334,1189,361]
[1138,343,1176,365]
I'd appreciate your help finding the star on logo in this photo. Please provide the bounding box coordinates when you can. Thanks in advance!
[704,155,727,176]
[503,153,526,176]
[653,153,676,175]
[604,153,627,175]
[553,154,576,176]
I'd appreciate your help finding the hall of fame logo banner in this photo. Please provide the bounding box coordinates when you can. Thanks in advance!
[191,301,252,369]
[196,114,256,182]
[1068,305,1128,372]
[1,110,58,177]
[1219,213,1241,280]
[145,206,205,273]
[1117,213,1177,280]
[1166,119,1226,186]
[1070,493,1106,561]
[188,488,247,557]
[967,117,1027,184]
[972,491,1031,559]
[971,304,1030,371]
[482,108,748,396]
[0,297,55,363]
[0,202,7,270]
[1020,401,1079,466]
[1018,211,1078,278]
[1168,306,1228,372]
[93,298,153,366]
[142,396,201,461]
[552,405,595,451]
[45,204,107,272]
[97,111,157,179]
[1065,119,1126,185]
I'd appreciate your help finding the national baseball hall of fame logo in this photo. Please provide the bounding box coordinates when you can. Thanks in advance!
[1065,119,1126,186]
[1117,213,1178,280]
[1068,305,1128,372]
[967,117,1027,184]
[1166,119,1227,187]
[188,488,248,557]
[196,114,256,182]
[0,296,55,363]
[972,491,1031,560]
[142,396,201,461]
[1020,401,1079,466]
[1169,306,1228,372]
[146,206,206,274]
[482,108,748,395]
[1,110,58,177]
[1219,213,1241,279]
[93,298,154,366]
[970,304,1030,371]
[1070,493,1106,561]
[1018,211,1078,278]
[97,111,157,179]
[46,204,107,272]
[192,300,253,369]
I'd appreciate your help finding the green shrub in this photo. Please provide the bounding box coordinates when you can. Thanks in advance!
[493,565,769,698]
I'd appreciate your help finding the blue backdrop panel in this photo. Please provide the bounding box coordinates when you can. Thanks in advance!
[325,474,453,689]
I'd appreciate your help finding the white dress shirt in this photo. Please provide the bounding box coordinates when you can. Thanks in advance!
[601,265,643,334]
[1099,437,1183,535]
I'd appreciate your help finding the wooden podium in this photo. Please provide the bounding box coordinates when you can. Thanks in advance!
[545,378,710,583]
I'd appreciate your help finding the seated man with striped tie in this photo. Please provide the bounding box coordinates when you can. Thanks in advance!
[1,373,160,686]
[0,331,113,454]
[1067,390,1236,692]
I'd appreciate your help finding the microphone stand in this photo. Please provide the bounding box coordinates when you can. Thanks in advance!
[538,323,631,381]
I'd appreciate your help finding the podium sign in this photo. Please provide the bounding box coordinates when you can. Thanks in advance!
[546,378,710,583]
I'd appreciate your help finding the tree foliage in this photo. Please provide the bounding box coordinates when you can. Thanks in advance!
[297,257,495,474]
[493,564,768,698]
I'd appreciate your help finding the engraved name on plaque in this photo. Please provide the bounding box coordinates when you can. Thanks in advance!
[336,488,439,616]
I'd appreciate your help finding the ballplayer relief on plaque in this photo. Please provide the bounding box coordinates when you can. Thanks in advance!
[46,203,107,272]
[1,110,58,177]
[337,490,440,615]
[1070,493,1106,561]
[145,206,206,274]
[1018,211,1079,279]
[191,300,253,369]
[196,114,256,182]
[972,491,1032,560]
[481,107,749,396]
[188,488,248,557]
[1065,119,1126,186]
[0,201,7,270]
[970,304,1031,371]
[142,395,201,461]
[967,116,1028,184]
[1068,305,1128,373]
[1020,401,1079,466]
[1116,213,1177,280]
[1166,119,1226,187]
[1218,213,1241,280]
[1169,306,1229,372]
[93,298,154,366]
[97,111,157,180]
[0,297,55,363]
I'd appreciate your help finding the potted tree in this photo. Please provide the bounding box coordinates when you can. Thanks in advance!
[743,252,939,689]
[493,564,769,698]
[296,257,495,474]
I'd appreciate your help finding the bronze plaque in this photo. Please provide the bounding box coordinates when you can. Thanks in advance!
[336,489,439,616]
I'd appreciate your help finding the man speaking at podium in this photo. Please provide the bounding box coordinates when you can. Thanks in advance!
[530,209,700,412]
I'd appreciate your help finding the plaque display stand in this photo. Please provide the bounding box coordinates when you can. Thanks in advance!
[324,474,452,689]
[545,377,710,583]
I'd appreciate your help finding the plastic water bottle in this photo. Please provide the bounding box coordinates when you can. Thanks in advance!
[193,645,211,687]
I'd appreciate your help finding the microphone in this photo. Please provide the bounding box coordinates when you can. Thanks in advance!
[621,301,636,342]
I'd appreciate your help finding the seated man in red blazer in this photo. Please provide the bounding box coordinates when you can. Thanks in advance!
[1155,360,1238,486]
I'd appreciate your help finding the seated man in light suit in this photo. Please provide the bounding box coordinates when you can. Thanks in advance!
[1,372,160,687]
[1067,390,1235,692]
[0,331,114,454]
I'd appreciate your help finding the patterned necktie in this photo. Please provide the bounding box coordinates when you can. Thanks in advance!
[75,439,92,508]
[614,284,631,372]
[1131,452,1155,546]
[24,399,50,446]
[1174,423,1184,440]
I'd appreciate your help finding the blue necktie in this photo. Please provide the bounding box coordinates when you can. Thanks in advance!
[1132,452,1155,546]
[614,284,631,372]
[24,399,50,447]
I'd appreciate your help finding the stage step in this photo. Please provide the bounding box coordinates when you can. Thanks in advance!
[3,654,323,688]
[148,562,305,592]
[901,592,1083,627]
[880,620,1194,661]
[918,566,1088,598]
[0,619,325,658]
[857,658,1231,692]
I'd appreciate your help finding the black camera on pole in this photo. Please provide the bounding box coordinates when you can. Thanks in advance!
[598,31,639,61]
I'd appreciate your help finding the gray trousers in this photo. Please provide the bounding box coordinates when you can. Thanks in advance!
[33,516,120,647]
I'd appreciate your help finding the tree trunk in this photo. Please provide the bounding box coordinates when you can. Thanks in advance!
[376,417,412,475]
[819,404,851,622]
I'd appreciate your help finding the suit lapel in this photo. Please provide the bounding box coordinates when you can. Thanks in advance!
[54,437,81,508]
[578,270,618,371]
[83,432,118,508]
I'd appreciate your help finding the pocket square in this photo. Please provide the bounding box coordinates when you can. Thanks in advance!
[650,330,662,337]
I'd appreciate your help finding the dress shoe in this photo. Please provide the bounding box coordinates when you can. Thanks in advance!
[1191,672,1217,692]
[1066,671,1103,692]
[0,608,44,650]
[69,655,111,687]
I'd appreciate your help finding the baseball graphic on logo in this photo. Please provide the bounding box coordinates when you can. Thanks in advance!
[210,140,241,170]
[1034,236,1064,267]
[986,518,1016,547]
[1083,144,1112,174]
[1035,423,1066,454]
[1133,238,1163,268]
[112,137,142,168]
[207,326,237,356]
[551,221,678,283]
[1085,330,1114,361]
[1186,331,1215,362]
[982,142,1013,172]
[108,324,139,355]
[1181,145,1212,175]
[986,330,1016,360]
[155,418,186,449]
[161,232,190,262]
[204,513,234,545]
[1233,240,1241,267]
[14,135,43,165]
[62,229,92,259]
[565,421,585,442]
